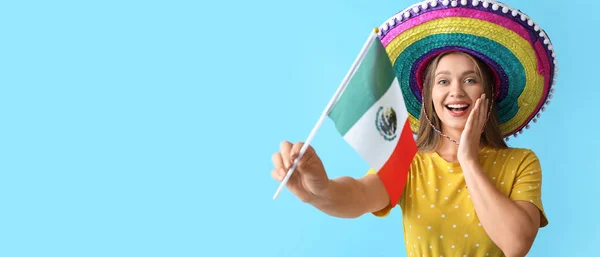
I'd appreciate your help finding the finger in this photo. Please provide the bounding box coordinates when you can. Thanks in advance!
[483,98,492,119]
[272,152,285,170]
[291,142,317,170]
[289,142,305,168]
[279,141,293,168]
[465,99,481,132]
[466,98,481,131]
[290,142,305,159]
[479,94,486,121]
[474,96,482,126]
[271,152,287,181]
[271,168,284,181]
[482,100,488,131]
[479,94,488,127]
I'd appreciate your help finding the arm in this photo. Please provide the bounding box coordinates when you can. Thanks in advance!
[461,160,540,257]
[271,141,391,219]
[308,174,390,219]
[457,95,542,257]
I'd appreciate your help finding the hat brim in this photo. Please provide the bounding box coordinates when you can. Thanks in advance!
[376,0,557,138]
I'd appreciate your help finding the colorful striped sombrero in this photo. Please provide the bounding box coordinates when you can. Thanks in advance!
[376,0,557,139]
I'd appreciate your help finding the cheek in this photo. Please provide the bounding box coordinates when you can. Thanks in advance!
[467,86,486,99]
[431,90,445,112]
[431,87,446,100]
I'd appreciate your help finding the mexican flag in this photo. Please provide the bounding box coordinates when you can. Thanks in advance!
[328,31,418,205]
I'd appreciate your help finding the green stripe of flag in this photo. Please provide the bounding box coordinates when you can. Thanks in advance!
[328,37,396,136]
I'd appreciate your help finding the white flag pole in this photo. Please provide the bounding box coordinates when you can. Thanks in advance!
[273,30,379,200]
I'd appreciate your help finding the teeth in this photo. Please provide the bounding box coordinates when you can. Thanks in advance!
[447,104,469,108]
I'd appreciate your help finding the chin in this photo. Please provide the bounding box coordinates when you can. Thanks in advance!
[439,119,467,131]
[448,124,466,131]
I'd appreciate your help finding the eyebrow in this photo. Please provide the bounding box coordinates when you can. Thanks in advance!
[435,70,478,77]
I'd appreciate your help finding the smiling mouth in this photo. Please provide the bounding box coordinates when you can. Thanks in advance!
[445,104,470,112]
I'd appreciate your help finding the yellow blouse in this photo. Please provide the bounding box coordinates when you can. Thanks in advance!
[367,146,548,257]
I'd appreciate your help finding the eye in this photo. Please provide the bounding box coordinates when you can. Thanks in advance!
[464,78,478,84]
[437,79,449,85]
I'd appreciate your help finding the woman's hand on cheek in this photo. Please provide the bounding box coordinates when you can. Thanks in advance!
[457,93,488,165]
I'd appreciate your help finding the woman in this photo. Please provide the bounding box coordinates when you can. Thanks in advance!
[271,1,554,256]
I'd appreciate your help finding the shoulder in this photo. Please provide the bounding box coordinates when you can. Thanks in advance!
[493,146,538,160]
[410,151,435,167]
[409,150,447,174]
[491,146,542,170]
[413,151,430,161]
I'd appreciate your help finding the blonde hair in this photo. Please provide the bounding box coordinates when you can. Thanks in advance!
[415,51,507,152]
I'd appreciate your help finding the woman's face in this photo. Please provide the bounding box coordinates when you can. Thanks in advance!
[431,52,486,133]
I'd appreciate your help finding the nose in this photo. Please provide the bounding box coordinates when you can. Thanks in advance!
[449,80,466,98]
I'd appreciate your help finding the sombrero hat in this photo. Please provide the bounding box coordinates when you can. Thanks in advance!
[376,0,557,139]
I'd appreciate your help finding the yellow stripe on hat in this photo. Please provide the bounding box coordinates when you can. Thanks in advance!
[386,17,544,135]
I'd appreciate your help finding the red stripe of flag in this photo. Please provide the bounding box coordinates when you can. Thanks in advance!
[376,118,418,207]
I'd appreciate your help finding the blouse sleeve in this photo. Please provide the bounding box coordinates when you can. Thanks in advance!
[508,149,549,227]
[365,168,395,217]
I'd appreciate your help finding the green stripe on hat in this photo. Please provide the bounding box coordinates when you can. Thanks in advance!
[393,33,526,124]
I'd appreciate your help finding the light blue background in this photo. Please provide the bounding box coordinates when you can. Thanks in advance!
[1,0,597,256]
